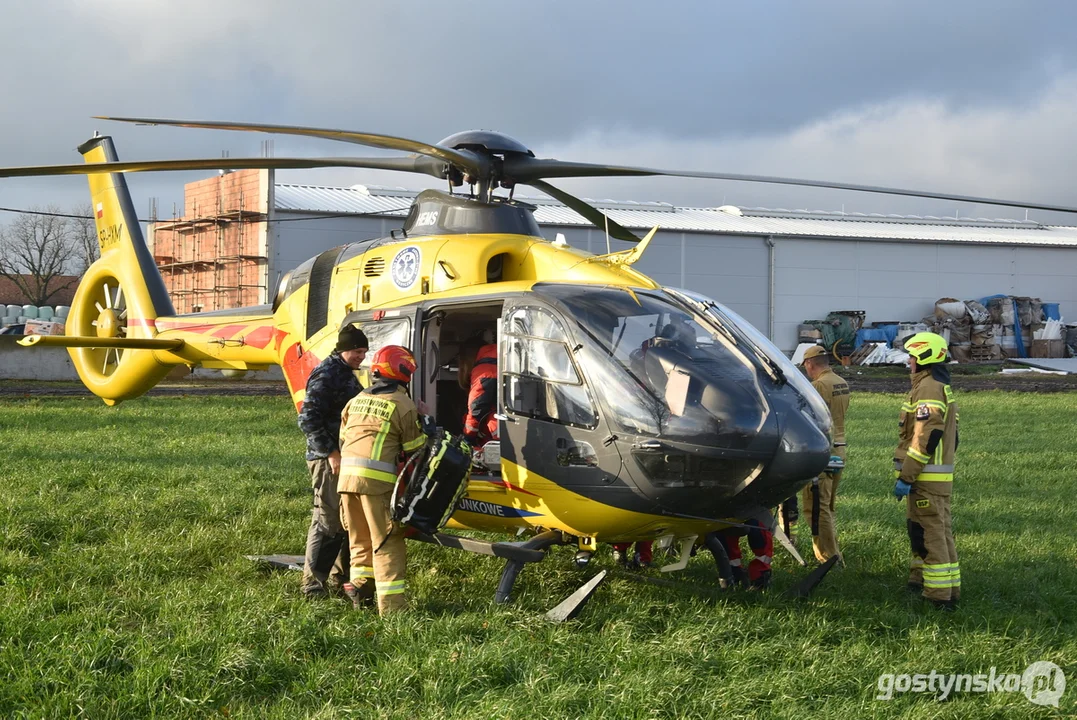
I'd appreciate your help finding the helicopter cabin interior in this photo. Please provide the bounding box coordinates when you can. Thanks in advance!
[417,301,502,437]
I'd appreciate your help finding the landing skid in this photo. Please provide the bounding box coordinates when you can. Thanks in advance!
[416,529,602,612]
[246,553,304,571]
[248,530,570,606]
[247,532,836,611]
[408,529,569,603]
[489,530,568,603]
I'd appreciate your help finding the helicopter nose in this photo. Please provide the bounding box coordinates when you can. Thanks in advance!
[766,409,831,487]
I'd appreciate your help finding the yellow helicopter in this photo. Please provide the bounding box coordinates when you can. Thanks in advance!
[6,118,1073,604]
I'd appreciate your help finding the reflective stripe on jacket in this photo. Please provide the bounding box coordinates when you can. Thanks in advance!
[338,382,425,493]
[895,369,959,489]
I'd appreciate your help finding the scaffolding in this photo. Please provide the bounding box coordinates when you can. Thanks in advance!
[151,175,268,313]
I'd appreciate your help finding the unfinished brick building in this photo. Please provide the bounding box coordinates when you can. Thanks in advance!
[148,169,270,314]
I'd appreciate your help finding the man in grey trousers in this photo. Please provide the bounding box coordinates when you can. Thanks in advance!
[297,324,368,598]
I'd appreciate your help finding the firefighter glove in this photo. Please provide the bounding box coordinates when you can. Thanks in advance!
[893,479,913,500]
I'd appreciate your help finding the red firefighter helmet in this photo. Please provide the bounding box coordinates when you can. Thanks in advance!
[370,345,417,382]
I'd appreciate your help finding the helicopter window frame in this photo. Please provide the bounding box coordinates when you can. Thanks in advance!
[283,256,315,302]
[501,305,598,429]
[348,316,413,385]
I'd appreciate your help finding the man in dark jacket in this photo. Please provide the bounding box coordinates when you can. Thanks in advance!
[297,323,368,599]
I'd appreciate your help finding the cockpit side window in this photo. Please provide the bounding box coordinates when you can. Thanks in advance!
[503,306,596,428]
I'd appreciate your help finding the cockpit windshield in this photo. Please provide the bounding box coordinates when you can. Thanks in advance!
[667,287,832,435]
[536,284,769,447]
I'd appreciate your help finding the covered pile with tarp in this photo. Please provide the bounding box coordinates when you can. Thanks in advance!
[978,295,1065,360]
[794,295,1068,365]
[800,311,865,359]
[927,298,998,363]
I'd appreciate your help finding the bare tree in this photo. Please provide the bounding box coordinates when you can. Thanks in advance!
[71,204,100,274]
[0,207,83,306]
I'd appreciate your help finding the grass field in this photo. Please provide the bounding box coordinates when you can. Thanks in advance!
[1,390,1075,718]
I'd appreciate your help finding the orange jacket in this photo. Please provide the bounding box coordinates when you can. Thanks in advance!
[463,344,499,445]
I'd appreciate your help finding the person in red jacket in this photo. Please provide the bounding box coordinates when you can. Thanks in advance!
[459,338,499,446]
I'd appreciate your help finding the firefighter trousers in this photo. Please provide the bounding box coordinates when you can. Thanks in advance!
[802,469,842,563]
[340,488,408,615]
[302,459,350,596]
[906,485,960,603]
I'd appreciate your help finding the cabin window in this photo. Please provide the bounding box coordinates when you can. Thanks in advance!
[355,318,411,380]
[503,307,596,428]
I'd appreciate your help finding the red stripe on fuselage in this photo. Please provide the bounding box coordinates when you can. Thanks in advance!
[211,324,246,339]
[272,328,288,353]
[242,325,274,349]
[282,342,320,411]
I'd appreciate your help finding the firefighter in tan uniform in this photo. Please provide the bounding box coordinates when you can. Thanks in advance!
[893,332,960,610]
[338,345,427,615]
[800,344,849,563]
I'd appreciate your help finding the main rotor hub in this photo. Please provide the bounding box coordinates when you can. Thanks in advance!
[437,130,534,158]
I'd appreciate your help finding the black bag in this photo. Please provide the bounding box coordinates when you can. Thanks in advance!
[391,431,472,535]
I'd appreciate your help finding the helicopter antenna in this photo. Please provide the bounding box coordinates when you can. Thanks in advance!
[604,213,611,254]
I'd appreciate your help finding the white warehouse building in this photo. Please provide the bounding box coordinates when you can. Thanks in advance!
[268,183,1077,351]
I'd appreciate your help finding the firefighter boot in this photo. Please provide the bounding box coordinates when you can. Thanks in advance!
[344,582,375,609]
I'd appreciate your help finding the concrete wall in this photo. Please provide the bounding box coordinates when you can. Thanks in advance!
[0,342,79,380]
[0,339,284,382]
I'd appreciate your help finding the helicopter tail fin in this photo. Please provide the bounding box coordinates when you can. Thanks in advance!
[62,135,178,404]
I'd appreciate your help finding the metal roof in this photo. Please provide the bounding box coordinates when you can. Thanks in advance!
[272,183,1077,247]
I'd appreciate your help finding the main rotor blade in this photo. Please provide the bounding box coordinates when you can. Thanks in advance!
[96,116,486,176]
[0,155,443,179]
[505,157,1077,215]
[527,179,640,243]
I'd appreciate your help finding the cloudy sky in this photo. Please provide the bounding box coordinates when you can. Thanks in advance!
[2,0,1076,225]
